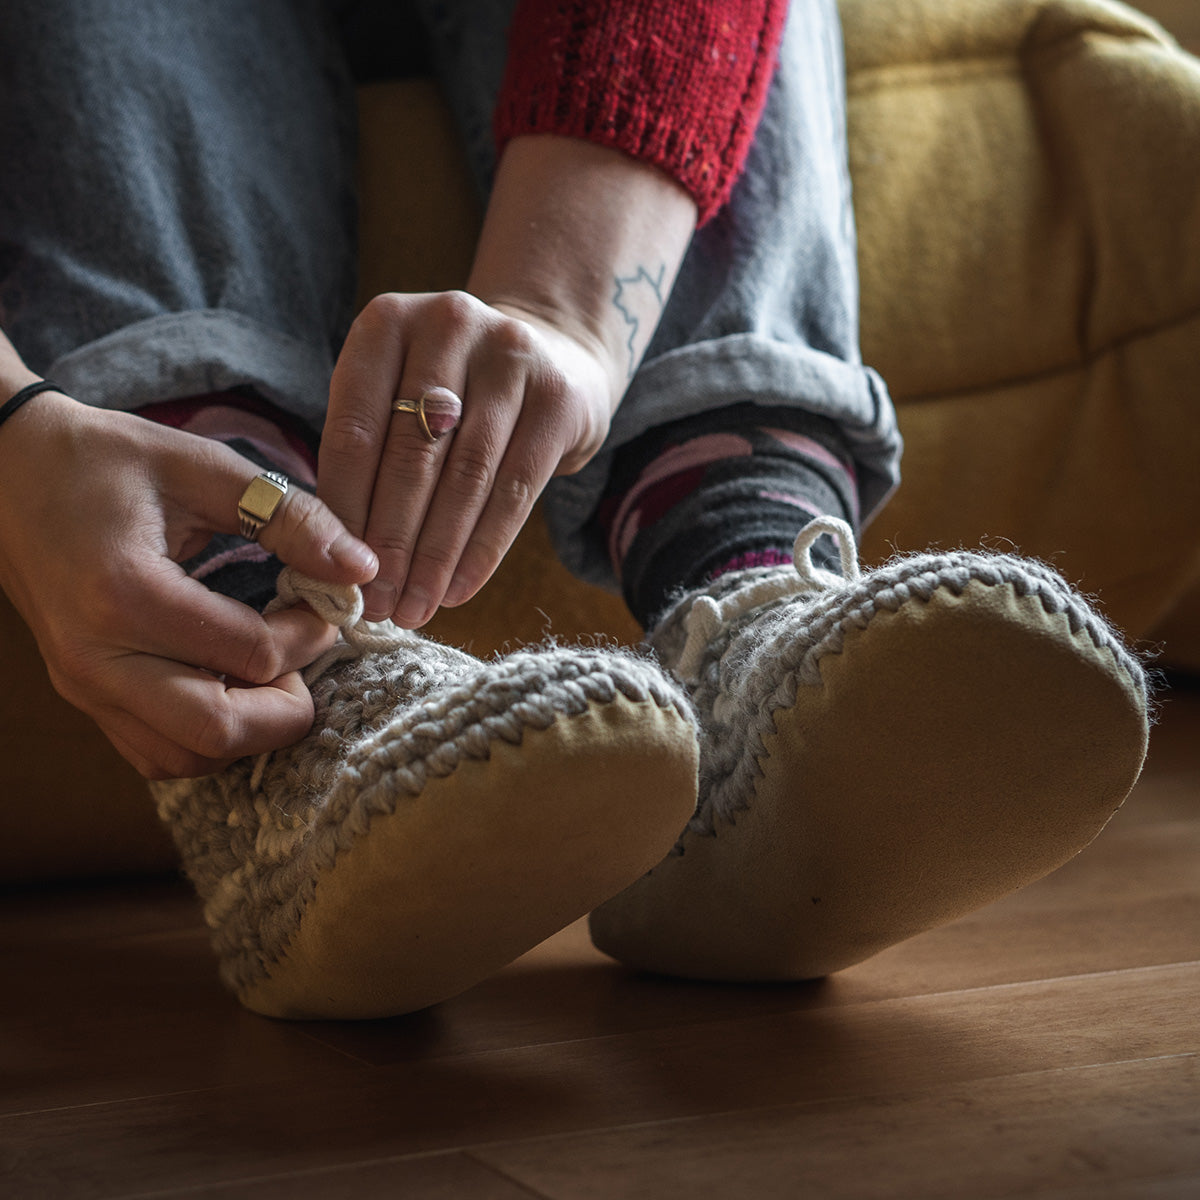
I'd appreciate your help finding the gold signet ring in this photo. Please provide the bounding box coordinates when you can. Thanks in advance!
[237,471,289,541]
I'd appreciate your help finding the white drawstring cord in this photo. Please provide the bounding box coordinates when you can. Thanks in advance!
[248,569,415,790]
[675,516,861,682]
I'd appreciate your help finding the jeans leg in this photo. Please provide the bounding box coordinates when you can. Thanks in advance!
[407,0,512,197]
[0,0,359,428]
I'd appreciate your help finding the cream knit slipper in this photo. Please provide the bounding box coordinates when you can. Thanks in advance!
[589,517,1150,981]
[151,568,698,1019]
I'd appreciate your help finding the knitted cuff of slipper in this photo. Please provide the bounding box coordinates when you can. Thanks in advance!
[151,568,696,995]
[648,518,1151,837]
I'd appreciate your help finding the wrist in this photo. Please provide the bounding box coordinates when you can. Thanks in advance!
[475,294,626,405]
[466,135,696,408]
[0,378,69,433]
[0,385,87,495]
[0,338,40,402]
[0,334,59,441]
[0,369,41,400]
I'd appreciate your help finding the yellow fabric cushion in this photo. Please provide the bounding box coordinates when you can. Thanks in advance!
[2,0,1196,880]
[847,0,1200,649]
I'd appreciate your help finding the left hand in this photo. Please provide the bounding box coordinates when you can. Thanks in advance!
[317,289,615,626]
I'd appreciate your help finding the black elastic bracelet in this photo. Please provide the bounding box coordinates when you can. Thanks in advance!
[0,379,62,431]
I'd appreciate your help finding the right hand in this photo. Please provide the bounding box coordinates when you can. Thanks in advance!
[0,387,378,779]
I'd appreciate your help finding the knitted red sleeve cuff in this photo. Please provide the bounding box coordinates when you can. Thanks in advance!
[493,0,788,226]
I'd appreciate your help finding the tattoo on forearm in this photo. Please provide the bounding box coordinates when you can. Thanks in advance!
[613,263,667,380]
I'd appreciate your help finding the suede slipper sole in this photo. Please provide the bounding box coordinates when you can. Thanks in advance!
[590,579,1149,980]
[239,690,698,1019]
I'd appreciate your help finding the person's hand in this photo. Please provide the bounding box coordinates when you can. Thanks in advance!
[0,389,378,779]
[319,135,698,628]
[318,290,615,625]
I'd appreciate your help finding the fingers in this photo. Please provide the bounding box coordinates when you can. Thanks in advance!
[168,433,379,587]
[149,432,376,675]
[99,712,234,782]
[319,292,416,543]
[321,292,600,626]
[362,303,521,624]
[93,658,315,780]
[167,583,340,685]
[393,321,603,622]
[248,475,378,586]
[357,299,476,621]
[387,335,554,623]
[437,426,552,608]
[62,574,328,777]
[356,391,464,622]
[81,552,338,686]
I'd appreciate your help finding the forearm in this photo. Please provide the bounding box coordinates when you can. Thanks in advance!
[466,134,697,412]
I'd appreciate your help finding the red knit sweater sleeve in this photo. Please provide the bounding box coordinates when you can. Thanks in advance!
[492,0,788,226]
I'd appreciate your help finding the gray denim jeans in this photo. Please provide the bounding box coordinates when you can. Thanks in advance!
[0,0,900,590]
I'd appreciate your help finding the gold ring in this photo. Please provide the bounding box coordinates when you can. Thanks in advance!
[391,396,433,442]
[237,471,289,541]
[392,387,462,443]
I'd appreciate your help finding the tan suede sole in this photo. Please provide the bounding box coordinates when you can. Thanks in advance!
[590,580,1149,980]
[240,694,698,1019]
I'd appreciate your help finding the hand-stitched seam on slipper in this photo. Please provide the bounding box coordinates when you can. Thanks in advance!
[682,549,1146,841]
[157,640,694,994]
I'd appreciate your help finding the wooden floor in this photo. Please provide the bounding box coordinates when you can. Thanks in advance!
[4,4,1199,1198]
[2,674,1197,1199]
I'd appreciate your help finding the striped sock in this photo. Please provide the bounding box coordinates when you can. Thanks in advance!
[137,389,319,612]
[594,403,860,628]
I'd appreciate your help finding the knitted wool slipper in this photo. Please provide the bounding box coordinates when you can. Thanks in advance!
[151,569,699,1019]
[589,517,1151,981]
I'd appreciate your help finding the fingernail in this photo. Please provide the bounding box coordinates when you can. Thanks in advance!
[361,580,397,621]
[395,586,431,628]
[332,533,378,577]
[442,575,470,607]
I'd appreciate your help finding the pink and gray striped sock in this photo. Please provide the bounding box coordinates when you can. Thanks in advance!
[595,403,860,629]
